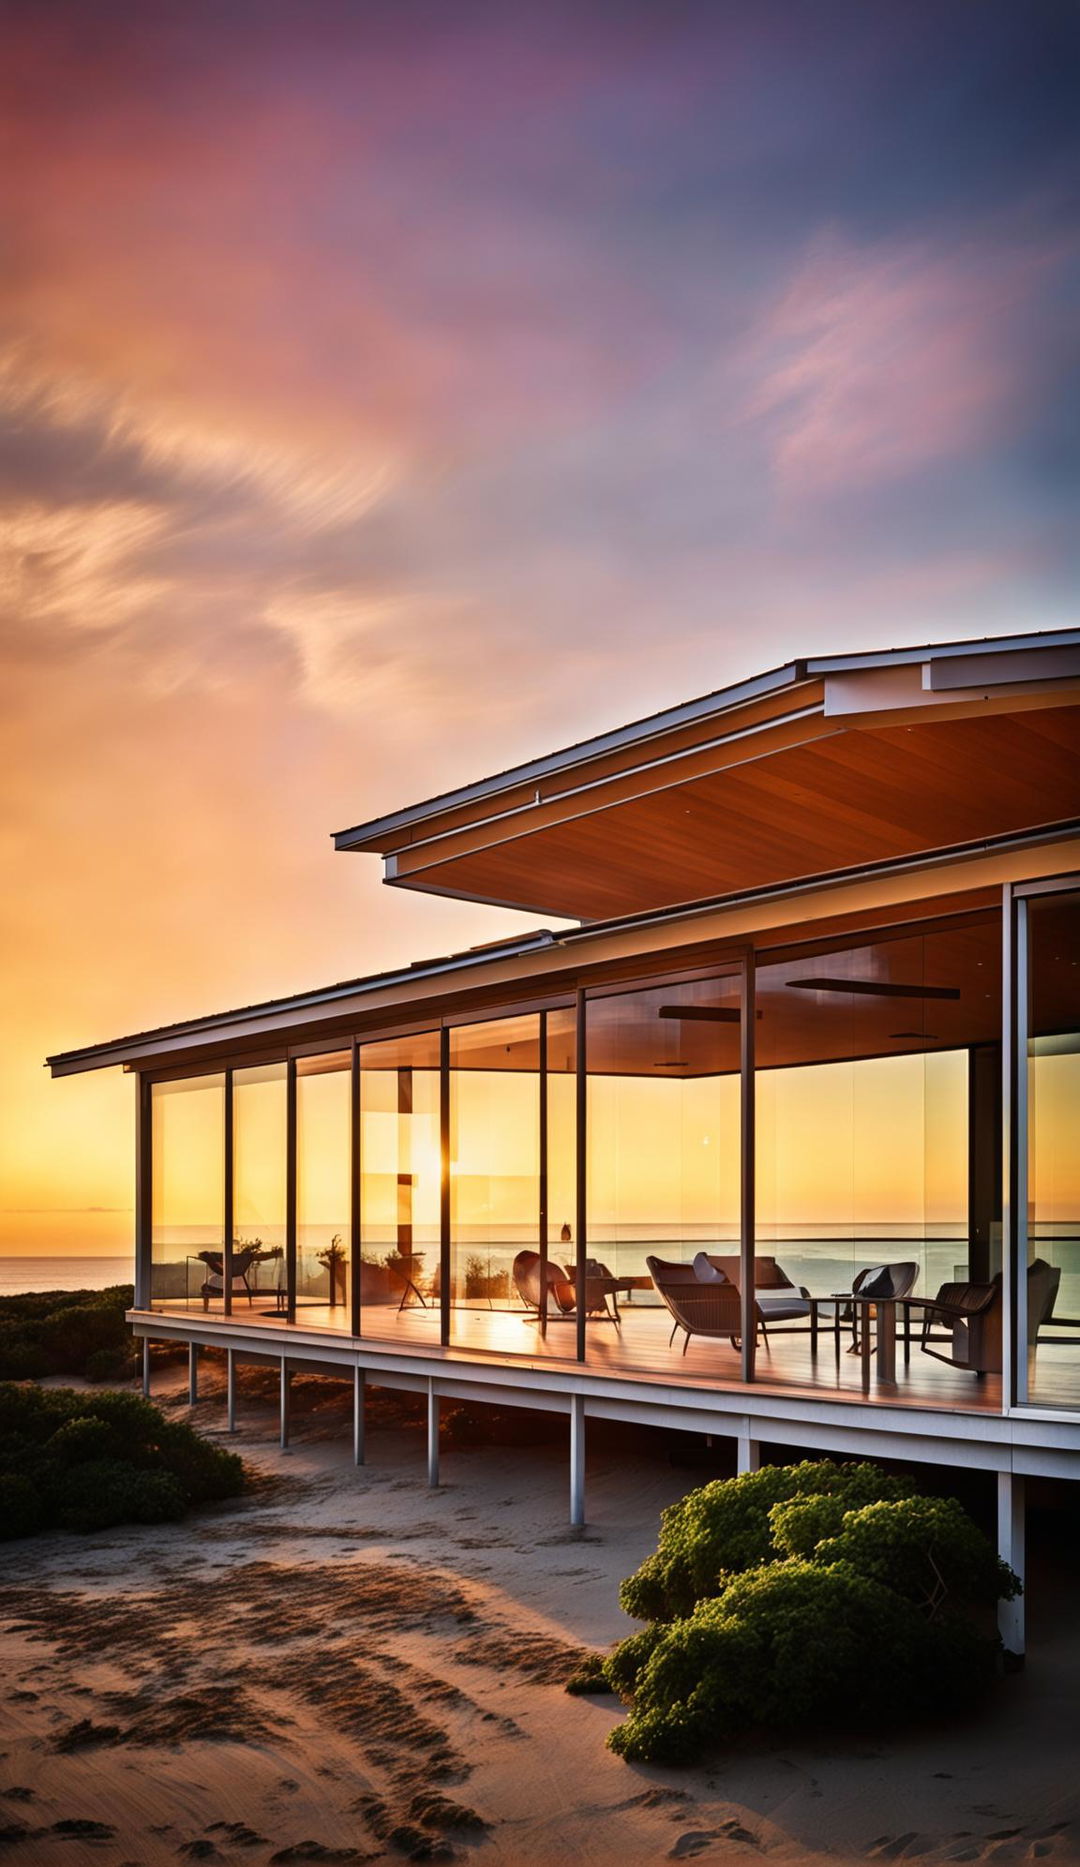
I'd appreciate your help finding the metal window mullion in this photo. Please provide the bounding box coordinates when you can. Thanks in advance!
[740,948,756,1384]
[439,1026,451,1347]
[538,1010,549,1332]
[223,1069,234,1317]
[286,1058,297,1323]
[135,1075,151,1310]
[575,989,587,1364]
[350,1040,361,1338]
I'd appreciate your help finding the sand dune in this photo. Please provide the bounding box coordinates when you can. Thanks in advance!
[1,1371,1077,1865]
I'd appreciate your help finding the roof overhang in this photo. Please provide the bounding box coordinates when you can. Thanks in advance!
[46,818,1080,1078]
[334,629,1080,921]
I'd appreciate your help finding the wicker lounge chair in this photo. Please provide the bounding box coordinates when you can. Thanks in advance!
[915,1258,1060,1376]
[647,1256,744,1352]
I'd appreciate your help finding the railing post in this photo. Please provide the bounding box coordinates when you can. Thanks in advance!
[569,1393,586,1526]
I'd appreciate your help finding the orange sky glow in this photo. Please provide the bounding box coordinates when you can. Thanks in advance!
[2,3,1077,1256]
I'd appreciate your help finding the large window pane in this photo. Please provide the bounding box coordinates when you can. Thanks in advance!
[150,1073,225,1309]
[232,1062,287,1311]
[359,1031,441,1340]
[296,1051,351,1324]
[755,916,996,1391]
[586,973,741,1370]
[450,1013,540,1341]
[1026,892,1080,1409]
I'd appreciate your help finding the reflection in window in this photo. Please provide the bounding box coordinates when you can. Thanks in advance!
[586,975,742,1287]
[450,1014,540,1329]
[1026,893,1080,1409]
[150,1073,225,1308]
[296,1051,351,1319]
[755,920,996,1308]
[232,1062,287,1310]
[359,1031,441,1332]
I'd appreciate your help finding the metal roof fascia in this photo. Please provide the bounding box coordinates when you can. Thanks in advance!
[45,932,557,1076]
[332,661,805,848]
[805,626,1080,677]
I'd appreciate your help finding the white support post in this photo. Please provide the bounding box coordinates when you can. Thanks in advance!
[570,1393,586,1527]
[226,1348,237,1434]
[141,1338,151,1398]
[280,1359,291,1452]
[427,1380,439,1488]
[997,1470,1026,1662]
[188,1342,199,1405]
[353,1367,366,1467]
[737,1424,760,1475]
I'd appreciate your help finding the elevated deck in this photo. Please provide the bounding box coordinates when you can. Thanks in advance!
[132,1302,1080,1481]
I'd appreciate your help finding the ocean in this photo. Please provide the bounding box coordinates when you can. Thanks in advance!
[0,1256,133,1297]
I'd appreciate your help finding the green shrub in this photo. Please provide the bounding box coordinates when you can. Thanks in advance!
[619,1460,912,1621]
[604,1460,1018,1764]
[0,1286,135,1382]
[0,1383,244,1540]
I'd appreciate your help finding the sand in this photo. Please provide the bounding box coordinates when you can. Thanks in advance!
[1,1369,1077,1867]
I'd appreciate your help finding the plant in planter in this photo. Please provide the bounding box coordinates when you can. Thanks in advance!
[464,1256,510,1301]
[317,1235,348,1306]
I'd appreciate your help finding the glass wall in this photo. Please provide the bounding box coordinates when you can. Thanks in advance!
[755,918,997,1335]
[450,1013,541,1340]
[586,972,742,1302]
[545,1007,578,1304]
[1024,890,1080,1408]
[296,1050,351,1323]
[359,1030,441,1340]
[232,1062,287,1310]
[150,1072,225,1308]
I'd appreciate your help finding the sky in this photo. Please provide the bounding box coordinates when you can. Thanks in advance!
[1,0,1078,1255]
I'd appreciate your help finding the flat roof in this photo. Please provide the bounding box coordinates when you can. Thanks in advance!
[334,627,1080,853]
[333,627,1080,921]
[46,814,1080,1076]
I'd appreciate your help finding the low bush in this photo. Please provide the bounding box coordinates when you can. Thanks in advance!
[0,1286,138,1383]
[0,1383,244,1540]
[602,1460,1020,1763]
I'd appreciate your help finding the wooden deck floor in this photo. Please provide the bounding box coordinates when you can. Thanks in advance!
[145,1295,1041,1415]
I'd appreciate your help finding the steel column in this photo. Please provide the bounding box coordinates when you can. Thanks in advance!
[997,1470,1025,1660]
[279,1358,291,1451]
[188,1341,199,1404]
[142,1337,151,1397]
[569,1393,586,1526]
[353,1366,366,1466]
[427,1379,440,1487]
[737,1424,760,1474]
[226,1347,237,1432]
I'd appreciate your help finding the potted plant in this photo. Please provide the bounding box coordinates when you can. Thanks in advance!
[317,1234,347,1306]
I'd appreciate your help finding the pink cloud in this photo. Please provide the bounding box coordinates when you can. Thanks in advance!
[746,231,1063,495]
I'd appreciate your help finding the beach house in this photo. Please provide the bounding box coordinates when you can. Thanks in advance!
[49,627,1080,1653]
